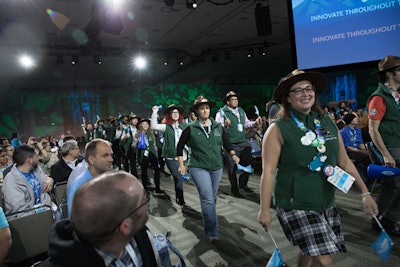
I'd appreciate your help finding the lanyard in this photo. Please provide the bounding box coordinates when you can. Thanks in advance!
[290,112,327,172]
[198,120,211,139]
[115,242,139,267]
[390,90,400,109]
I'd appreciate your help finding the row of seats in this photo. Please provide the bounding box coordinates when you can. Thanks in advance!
[3,181,67,265]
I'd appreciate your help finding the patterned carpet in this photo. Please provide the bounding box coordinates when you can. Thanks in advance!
[146,169,400,267]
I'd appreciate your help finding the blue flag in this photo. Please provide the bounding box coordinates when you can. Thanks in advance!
[237,163,252,173]
[219,108,226,118]
[371,229,393,261]
[254,105,260,117]
[266,248,284,267]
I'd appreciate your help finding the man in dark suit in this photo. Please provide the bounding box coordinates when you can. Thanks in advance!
[50,140,82,183]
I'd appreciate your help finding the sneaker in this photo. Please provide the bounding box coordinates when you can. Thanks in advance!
[154,189,164,196]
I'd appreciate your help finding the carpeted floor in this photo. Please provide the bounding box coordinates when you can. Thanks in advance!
[146,169,400,267]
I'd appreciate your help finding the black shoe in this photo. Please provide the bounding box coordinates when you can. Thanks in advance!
[239,185,252,192]
[231,189,244,198]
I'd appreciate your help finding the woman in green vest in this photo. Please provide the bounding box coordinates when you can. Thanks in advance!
[151,104,188,207]
[258,70,378,267]
[177,96,239,242]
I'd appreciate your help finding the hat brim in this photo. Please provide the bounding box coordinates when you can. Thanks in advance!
[223,93,241,103]
[189,101,216,112]
[164,106,184,115]
[273,72,326,104]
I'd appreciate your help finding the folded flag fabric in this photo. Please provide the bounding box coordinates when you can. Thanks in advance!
[237,163,252,173]
[266,248,284,267]
[371,215,394,261]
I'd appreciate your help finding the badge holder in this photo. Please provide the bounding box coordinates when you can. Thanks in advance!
[325,166,355,193]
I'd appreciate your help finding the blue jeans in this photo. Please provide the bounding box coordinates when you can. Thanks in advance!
[166,159,185,205]
[189,167,222,238]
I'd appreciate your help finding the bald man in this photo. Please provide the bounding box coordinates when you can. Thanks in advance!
[42,171,160,267]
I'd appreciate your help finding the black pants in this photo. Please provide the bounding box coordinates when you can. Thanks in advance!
[140,152,160,191]
[127,146,138,177]
[347,151,370,186]
[225,141,252,192]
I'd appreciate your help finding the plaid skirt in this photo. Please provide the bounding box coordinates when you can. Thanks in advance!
[276,206,347,256]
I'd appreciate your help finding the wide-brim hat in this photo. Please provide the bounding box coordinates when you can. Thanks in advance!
[273,69,327,104]
[223,90,241,102]
[138,118,150,127]
[378,55,400,73]
[189,96,216,112]
[120,114,129,120]
[129,113,139,120]
[107,115,117,122]
[164,104,184,115]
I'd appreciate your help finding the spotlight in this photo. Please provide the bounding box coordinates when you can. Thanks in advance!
[258,47,266,56]
[164,0,175,7]
[93,54,102,65]
[55,55,65,65]
[177,57,184,66]
[72,55,79,65]
[133,56,147,69]
[247,48,254,58]
[18,54,35,69]
[186,0,197,9]
[163,56,169,66]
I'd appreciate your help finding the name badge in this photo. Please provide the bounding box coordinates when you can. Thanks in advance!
[144,150,149,157]
[237,124,243,132]
[326,166,355,193]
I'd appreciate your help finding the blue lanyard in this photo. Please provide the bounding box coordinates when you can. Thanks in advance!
[198,120,211,139]
[290,112,327,172]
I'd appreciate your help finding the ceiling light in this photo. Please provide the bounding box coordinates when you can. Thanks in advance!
[164,0,175,7]
[18,54,35,69]
[258,47,266,56]
[186,0,197,9]
[93,54,102,65]
[72,55,79,65]
[247,48,254,58]
[134,56,147,69]
[163,56,169,66]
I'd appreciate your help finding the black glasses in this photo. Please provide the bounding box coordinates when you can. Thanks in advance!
[289,85,315,95]
[99,190,150,237]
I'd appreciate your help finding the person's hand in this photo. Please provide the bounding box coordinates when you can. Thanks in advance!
[383,154,396,168]
[232,154,240,164]
[362,194,379,216]
[152,105,159,114]
[43,177,54,192]
[258,209,271,232]
[255,117,263,125]
[178,165,186,175]
[225,118,231,127]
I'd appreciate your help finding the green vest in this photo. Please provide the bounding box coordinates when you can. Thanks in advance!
[223,106,246,143]
[368,83,400,148]
[274,109,339,211]
[162,124,187,159]
[187,118,224,171]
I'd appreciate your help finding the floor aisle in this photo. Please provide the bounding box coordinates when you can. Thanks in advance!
[146,170,399,267]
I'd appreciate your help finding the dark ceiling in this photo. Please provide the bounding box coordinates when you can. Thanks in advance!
[0,0,294,89]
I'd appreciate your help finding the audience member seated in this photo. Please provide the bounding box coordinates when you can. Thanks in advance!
[41,171,160,267]
[0,147,9,184]
[2,145,54,218]
[67,139,114,213]
[0,207,12,265]
[340,113,371,187]
[50,140,82,183]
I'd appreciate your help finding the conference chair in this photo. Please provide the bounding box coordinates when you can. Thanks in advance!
[5,206,55,264]
[54,181,68,218]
